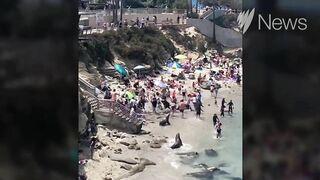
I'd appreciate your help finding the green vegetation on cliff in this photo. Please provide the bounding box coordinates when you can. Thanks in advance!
[79,27,178,70]
[162,26,215,54]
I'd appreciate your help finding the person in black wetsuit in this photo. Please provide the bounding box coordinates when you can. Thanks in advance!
[212,113,219,126]
[227,100,234,114]
[216,122,222,138]
[220,107,225,117]
[220,98,226,117]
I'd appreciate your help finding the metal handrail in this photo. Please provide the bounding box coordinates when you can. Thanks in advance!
[80,81,144,124]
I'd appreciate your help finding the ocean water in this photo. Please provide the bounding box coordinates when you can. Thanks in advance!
[173,88,243,180]
[134,87,243,180]
[129,71,242,180]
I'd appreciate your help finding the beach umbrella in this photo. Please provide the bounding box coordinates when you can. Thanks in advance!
[171,62,182,69]
[155,80,167,88]
[125,91,136,99]
[114,64,127,76]
[133,65,145,70]
[174,54,188,60]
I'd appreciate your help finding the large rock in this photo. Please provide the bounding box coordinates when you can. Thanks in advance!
[150,143,161,148]
[120,139,137,146]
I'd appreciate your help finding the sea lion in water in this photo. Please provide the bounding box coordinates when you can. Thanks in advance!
[170,133,183,149]
[159,114,171,126]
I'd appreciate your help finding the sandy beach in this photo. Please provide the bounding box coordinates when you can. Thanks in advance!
[80,64,242,180]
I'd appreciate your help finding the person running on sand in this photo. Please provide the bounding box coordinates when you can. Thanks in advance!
[178,84,182,95]
[181,86,187,100]
[195,99,204,119]
[210,85,215,97]
[221,98,226,108]
[227,100,234,114]
[151,95,157,113]
[236,73,241,85]
[214,85,219,98]
[216,122,222,138]
[220,106,225,117]
[178,100,186,118]
[213,114,219,126]
[171,101,177,115]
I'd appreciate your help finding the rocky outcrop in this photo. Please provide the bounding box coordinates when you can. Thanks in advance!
[149,138,167,149]
[79,89,90,134]
[119,139,141,150]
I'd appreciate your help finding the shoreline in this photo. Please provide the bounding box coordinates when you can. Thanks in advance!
[81,66,242,180]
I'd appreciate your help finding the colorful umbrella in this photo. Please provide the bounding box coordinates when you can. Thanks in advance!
[171,62,182,69]
[114,64,127,76]
[125,91,136,99]
[174,54,187,60]
[133,65,145,70]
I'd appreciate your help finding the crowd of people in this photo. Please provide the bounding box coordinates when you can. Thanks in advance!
[95,50,241,139]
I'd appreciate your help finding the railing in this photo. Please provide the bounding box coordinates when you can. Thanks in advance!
[98,99,115,111]
[79,8,186,16]
[79,79,145,124]
[79,77,96,96]
[113,101,144,124]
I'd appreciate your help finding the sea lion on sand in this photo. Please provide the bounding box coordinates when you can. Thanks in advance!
[159,114,171,126]
[170,133,183,149]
